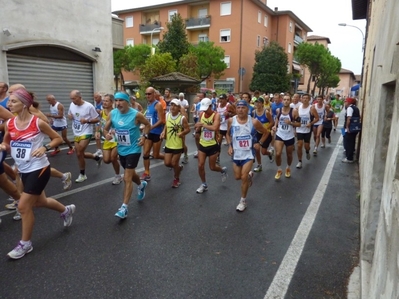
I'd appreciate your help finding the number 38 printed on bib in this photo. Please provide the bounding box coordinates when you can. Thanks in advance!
[11,141,32,162]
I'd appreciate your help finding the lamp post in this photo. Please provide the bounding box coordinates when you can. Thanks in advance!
[338,23,365,52]
[150,27,164,55]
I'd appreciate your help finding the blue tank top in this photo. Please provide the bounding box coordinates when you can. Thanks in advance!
[110,108,141,156]
[146,100,163,135]
[253,109,269,125]
[0,97,9,110]
[271,102,284,118]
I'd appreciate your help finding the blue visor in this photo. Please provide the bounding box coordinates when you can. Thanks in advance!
[236,100,248,107]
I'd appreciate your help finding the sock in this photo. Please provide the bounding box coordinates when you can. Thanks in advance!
[241,197,246,201]
[20,240,31,246]
[202,182,207,187]
[80,170,85,175]
[122,203,128,209]
[299,160,302,162]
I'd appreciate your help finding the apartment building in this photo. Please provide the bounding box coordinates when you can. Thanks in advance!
[113,0,312,93]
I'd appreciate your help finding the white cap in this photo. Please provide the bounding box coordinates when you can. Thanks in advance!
[170,99,181,106]
[178,92,184,97]
[199,98,212,111]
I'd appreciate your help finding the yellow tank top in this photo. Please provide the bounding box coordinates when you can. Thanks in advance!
[165,112,184,150]
[199,112,217,147]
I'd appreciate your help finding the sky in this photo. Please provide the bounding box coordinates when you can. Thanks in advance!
[111,0,366,75]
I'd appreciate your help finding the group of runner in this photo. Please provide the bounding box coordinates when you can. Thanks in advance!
[0,83,355,259]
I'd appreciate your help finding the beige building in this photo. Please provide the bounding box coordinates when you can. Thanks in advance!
[352,0,399,297]
[113,0,312,93]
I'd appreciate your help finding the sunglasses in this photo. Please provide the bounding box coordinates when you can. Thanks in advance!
[145,93,153,95]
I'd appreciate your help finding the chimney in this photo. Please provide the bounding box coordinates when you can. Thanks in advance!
[274,7,278,11]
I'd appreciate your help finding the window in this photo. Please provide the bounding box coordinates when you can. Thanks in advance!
[289,21,293,32]
[198,34,209,42]
[257,35,260,47]
[288,43,292,53]
[220,2,231,16]
[198,8,208,18]
[223,56,230,68]
[264,16,268,27]
[168,9,177,21]
[263,37,269,46]
[258,11,262,23]
[220,29,231,42]
[126,39,134,46]
[125,16,133,28]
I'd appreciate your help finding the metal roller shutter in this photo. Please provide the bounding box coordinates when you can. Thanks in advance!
[7,54,94,142]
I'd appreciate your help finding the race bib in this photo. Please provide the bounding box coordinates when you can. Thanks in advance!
[202,128,215,141]
[146,116,153,126]
[235,135,251,150]
[10,141,32,162]
[115,129,131,146]
[73,120,82,133]
[220,115,226,124]
[301,116,309,126]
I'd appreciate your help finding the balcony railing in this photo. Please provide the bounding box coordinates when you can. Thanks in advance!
[139,22,162,33]
[294,34,303,44]
[186,16,211,29]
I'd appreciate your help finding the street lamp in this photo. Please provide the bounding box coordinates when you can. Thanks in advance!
[338,23,365,52]
[150,27,164,55]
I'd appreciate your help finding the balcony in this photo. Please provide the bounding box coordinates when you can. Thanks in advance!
[140,22,163,35]
[294,34,303,45]
[185,16,211,30]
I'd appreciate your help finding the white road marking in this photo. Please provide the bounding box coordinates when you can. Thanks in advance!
[264,135,343,299]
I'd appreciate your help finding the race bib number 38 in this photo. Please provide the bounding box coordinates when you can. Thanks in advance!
[11,141,32,162]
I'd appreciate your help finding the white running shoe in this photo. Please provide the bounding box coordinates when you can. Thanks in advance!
[75,174,87,183]
[62,172,72,190]
[112,175,123,185]
[61,204,76,227]
[221,166,228,183]
[7,242,33,259]
[236,199,247,212]
[253,165,262,172]
[269,148,275,163]
[296,162,302,169]
[196,184,208,194]
[95,149,103,156]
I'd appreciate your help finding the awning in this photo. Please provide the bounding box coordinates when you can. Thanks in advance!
[351,84,360,91]
[292,64,302,71]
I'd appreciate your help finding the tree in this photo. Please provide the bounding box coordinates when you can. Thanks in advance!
[178,52,201,79]
[158,13,190,63]
[249,42,290,93]
[140,53,177,87]
[190,41,227,80]
[316,54,341,95]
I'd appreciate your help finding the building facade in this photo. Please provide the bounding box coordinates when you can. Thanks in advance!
[0,0,114,121]
[113,0,312,93]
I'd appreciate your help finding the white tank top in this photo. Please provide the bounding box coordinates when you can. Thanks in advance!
[276,109,295,140]
[314,103,325,125]
[231,116,254,160]
[296,104,311,134]
[49,102,67,127]
[217,103,229,131]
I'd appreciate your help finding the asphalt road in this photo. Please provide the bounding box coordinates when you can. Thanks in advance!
[0,129,359,299]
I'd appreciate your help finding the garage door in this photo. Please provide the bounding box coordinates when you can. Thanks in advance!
[7,54,94,142]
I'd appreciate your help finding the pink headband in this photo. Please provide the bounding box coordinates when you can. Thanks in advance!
[13,88,33,107]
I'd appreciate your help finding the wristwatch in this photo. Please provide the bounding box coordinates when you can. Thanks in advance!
[44,144,51,151]
[142,134,148,139]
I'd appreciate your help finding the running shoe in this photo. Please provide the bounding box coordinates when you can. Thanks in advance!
[342,158,354,163]
[296,162,302,169]
[248,171,254,187]
[5,201,18,210]
[95,149,103,156]
[7,242,33,259]
[115,206,128,219]
[182,155,189,164]
[253,165,262,172]
[140,173,151,181]
[321,144,325,148]
[95,155,103,168]
[112,175,123,185]
[221,166,228,183]
[222,139,228,146]
[313,148,318,156]
[67,148,75,155]
[194,151,198,158]
[269,148,275,163]
[62,172,72,190]
[285,168,291,178]
[13,210,21,221]
[75,174,87,183]
[306,152,311,160]
[274,169,283,180]
[61,204,76,227]
[7,195,15,202]
[236,199,247,212]
[172,178,181,188]
[196,184,208,194]
[137,181,147,201]
[50,148,61,156]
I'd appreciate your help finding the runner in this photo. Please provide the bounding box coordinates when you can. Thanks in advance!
[95,94,122,185]
[312,95,325,156]
[226,100,268,211]
[93,92,103,156]
[195,98,228,193]
[68,90,101,183]
[321,103,335,148]
[216,93,235,159]
[272,95,300,179]
[252,97,274,172]
[330,94,344,131]
[2,88,75,259]
[193,92,206,158]
[103,91,151,219]
[160,99,190,188]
